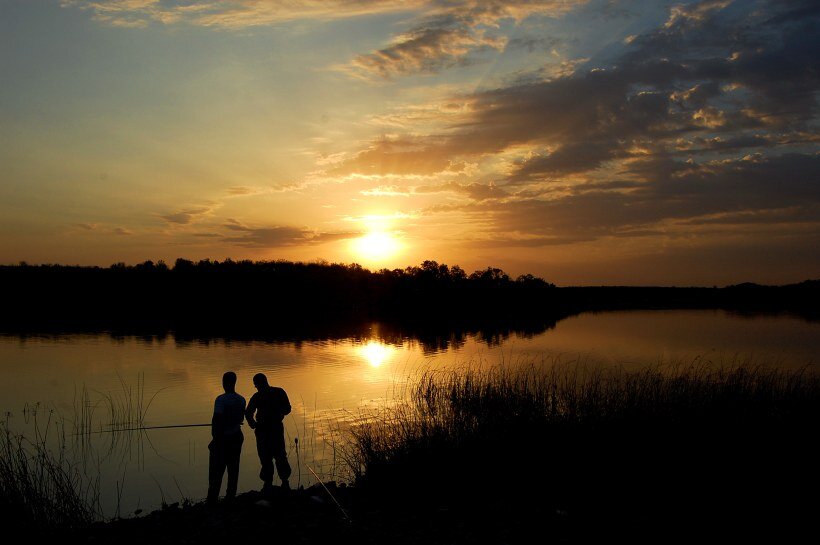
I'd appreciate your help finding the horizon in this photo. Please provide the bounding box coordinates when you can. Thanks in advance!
[4,256,817,289]
[2,1,819,286]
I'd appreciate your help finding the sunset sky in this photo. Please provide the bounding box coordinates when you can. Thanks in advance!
[1,0,818,285]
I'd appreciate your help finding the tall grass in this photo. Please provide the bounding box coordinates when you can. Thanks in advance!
[97,372,163,433]
[1,373,166,531]
[0,410,101,531]
[345,360,820,539]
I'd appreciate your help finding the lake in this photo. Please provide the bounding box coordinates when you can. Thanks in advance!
[1,309,817,517]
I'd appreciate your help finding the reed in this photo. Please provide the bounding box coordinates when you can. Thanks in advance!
[96,372,163,433]
[0,411,101,531]
[288,395,350,489]
[1,372,167,532]
[345,359,820,538]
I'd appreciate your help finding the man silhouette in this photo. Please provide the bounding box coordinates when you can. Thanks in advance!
[207,371,246,504]
[245,372,292,493]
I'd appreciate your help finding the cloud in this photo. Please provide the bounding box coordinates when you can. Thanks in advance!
[226,186,256,196]
[69,222,134,236]
[360,185,414,197]
[221,219,360,248]
[65,0,585,30]
[158,206,215,225]
[334,0,819,216]
[61,1,422,29]
[680,206,820,226]
[344,15,507,79]
[327,0,818,248]
[341,1,587,78]
[508,141,621,182]
[329,136,462,177]
[469,234,597,248]
[416,181,508,201]
[65,0,820,258]
[448,152,820,245]
[505,36,564,53]
[65,1,587,79]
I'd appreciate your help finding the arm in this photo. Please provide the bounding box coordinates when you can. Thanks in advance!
[212,398,224,438]
[283,391,291,417]
[245,394,257,429]
[278,389,292,419]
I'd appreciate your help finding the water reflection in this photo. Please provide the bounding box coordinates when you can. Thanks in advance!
[359,341,394,368]
[1,309,818,518]
[4,314,563,355]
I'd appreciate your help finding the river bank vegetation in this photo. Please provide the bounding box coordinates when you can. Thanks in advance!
[2,361,818,542]
[343,361,820,541]
[0,410,101,532]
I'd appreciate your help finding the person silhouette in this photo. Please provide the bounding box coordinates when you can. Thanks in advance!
[245,372,292,493]
[207,371,246,504]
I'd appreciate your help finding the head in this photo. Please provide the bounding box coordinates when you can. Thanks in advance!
[252,373,269,391]
[222,371,237,393]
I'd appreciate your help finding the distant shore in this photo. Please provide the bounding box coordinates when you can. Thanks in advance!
[2,260,817,337]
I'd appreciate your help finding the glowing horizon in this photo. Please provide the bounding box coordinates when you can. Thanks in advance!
[1,1,819,286]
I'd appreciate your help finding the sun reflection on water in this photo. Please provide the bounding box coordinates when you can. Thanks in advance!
[358,340,394,368]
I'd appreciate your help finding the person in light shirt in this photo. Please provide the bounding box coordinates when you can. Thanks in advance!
[207,371,246,504]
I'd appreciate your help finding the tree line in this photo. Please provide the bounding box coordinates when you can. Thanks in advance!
[0,259,557,333]
[1,258,816,335]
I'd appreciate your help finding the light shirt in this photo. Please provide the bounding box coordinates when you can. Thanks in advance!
[213,392,246,437]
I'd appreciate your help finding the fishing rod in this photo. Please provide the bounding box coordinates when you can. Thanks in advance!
[72,423,211,435]
[306,462,352,523]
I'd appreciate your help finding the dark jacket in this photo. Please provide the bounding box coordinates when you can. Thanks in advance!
[245,386,291,430]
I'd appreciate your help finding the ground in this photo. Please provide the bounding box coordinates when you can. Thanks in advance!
[61,479,803,544]
[70,483,578,545]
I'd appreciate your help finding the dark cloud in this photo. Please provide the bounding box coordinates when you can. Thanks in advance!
[622,0,820,119]
[338,0,820,249]
[680,205,820,226]
[330,136,459,177]
[348,18,505,78]
[380,0,815,169]
[505,36,564,53]
[344,1,587,78]
[222,220,360,248]
[509,141,621,181]
[470,234,598,248]
[459,152,820,244]
[159,207,213,225]
[227,186,254,196]
[416,181,508,201]
[674,134,771,154]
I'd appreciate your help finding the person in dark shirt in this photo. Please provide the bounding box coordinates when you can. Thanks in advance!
[245,372,292,492]
[207,371,246,504]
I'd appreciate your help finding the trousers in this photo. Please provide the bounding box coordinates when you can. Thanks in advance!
[207,432,243,502]
[255,423,291,485]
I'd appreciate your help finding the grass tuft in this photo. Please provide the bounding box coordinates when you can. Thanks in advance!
[0,412,101,531]
[345,360,820,540]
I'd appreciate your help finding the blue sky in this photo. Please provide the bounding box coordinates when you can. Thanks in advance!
[1,0,819,285]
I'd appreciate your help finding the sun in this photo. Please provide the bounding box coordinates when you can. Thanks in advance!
[351,231,402,262]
